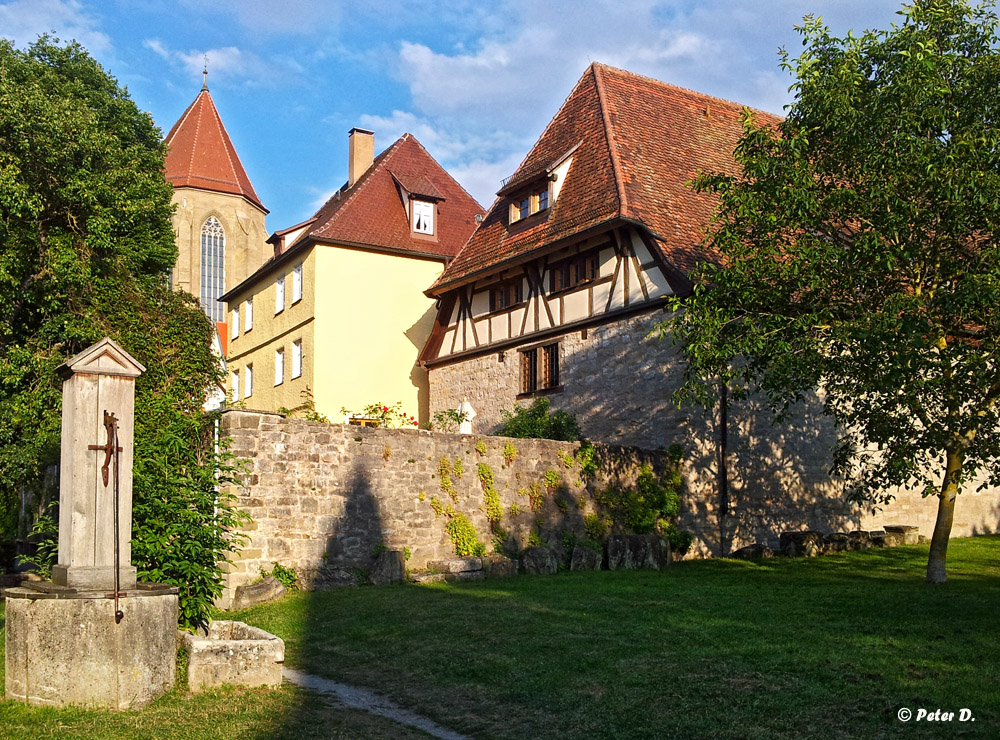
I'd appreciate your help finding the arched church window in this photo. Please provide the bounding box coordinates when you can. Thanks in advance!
[200,216,225,322]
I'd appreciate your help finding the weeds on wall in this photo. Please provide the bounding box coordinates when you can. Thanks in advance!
[477,463,503,529]
[503,442,518,465]
[278,387,330,423]
[438,457,458,502]
[445,513,487,557]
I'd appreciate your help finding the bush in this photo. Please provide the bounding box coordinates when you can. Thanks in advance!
[497,398,581,441]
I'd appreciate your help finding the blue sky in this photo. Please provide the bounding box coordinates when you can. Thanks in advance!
[2,0,905,232]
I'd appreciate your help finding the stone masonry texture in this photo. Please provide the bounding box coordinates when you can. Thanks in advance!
[218,409,1000,606]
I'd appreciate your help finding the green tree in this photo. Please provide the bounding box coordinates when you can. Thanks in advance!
[0,38,245,625]
[665,0,1000,583]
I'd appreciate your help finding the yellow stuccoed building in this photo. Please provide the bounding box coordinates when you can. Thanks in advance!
[220,129,483,424]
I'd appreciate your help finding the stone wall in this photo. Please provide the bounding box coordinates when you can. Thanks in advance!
[219,410,665,606]
[218,409,1000,607]
[428,309,687,450]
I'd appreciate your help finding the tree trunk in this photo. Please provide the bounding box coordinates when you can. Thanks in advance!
[925,449,962,584]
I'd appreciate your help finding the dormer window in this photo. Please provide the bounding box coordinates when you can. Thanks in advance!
[509,185,550,224]
[412,199,434,235]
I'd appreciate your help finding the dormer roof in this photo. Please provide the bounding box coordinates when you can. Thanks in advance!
[428,62,781,295]
[219,134,484,303]
[164,88,267,213]
[302,134,483,260]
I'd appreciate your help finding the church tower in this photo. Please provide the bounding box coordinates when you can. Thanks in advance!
[163,74,268,323]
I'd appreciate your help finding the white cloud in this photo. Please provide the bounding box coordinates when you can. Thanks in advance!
[176,0,339,35]
[142,39,303,89]
[356,109,534,206]
[0,0,110,53]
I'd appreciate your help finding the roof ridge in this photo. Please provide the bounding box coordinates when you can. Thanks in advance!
[208,93,242,192]
[405,135,484,213]
[593,61,781,119]
[591,63,628,221]
[493,63,600,200]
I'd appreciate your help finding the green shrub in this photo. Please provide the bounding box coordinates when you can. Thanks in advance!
[262,562,299,590]
[17,502,58,579]
[584,512,609,541]
[594,464,684,535]
[497,398,581,441]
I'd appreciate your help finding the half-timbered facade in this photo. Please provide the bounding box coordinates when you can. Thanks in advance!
[421,63,779,448]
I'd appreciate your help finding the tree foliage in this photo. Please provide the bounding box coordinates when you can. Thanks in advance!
[0,38,245,625]
[665,0,1000,582]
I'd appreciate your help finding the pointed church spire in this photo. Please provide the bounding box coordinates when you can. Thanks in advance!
[202,55,208,91]
[163,83,267,213]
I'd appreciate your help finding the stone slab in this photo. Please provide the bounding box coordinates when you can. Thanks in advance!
[231,575,286,610]
[425,557,483,574]
[5,589,177,709]
[51,564,137,591]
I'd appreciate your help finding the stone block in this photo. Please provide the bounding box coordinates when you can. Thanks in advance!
[519,546,558,575]
[822,532,850,553]
[410,572,446,585]
[607,534,664,570]
[369,551,406,585]
[230,576,286,611]
[445,570,486,582]
[483,554,517,578]
[884,525,921,545]
[729,543,774,560]
[779,531,823,557]
[181,621,284,691]
[570,546,601,570]
[426,557,483,574]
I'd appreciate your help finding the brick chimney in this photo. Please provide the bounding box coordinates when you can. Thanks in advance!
[348,127,374,188]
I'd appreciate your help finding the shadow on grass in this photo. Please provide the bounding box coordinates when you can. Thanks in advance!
[237,537,1000,740]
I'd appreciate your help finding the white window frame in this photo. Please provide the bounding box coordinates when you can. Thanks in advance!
[275,274,285,314]
[231,370,239,403]
[231,307,240,339]
[412,199,434,235]
[292,339,302,379]
[245,298,253,332]
[274,348,284,386]
[292,264,303,304]
[244,364,253,398]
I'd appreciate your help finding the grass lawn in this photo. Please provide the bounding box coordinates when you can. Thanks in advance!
[2,537,998,739]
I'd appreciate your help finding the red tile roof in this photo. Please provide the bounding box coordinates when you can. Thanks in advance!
[164,87,267,212]
[302,134,483,259]
[429,63,780,294]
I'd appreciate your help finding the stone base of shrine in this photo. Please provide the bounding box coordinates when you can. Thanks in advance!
[4,582,178,710]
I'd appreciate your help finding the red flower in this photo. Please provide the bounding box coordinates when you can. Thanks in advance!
[382,406,389,412]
